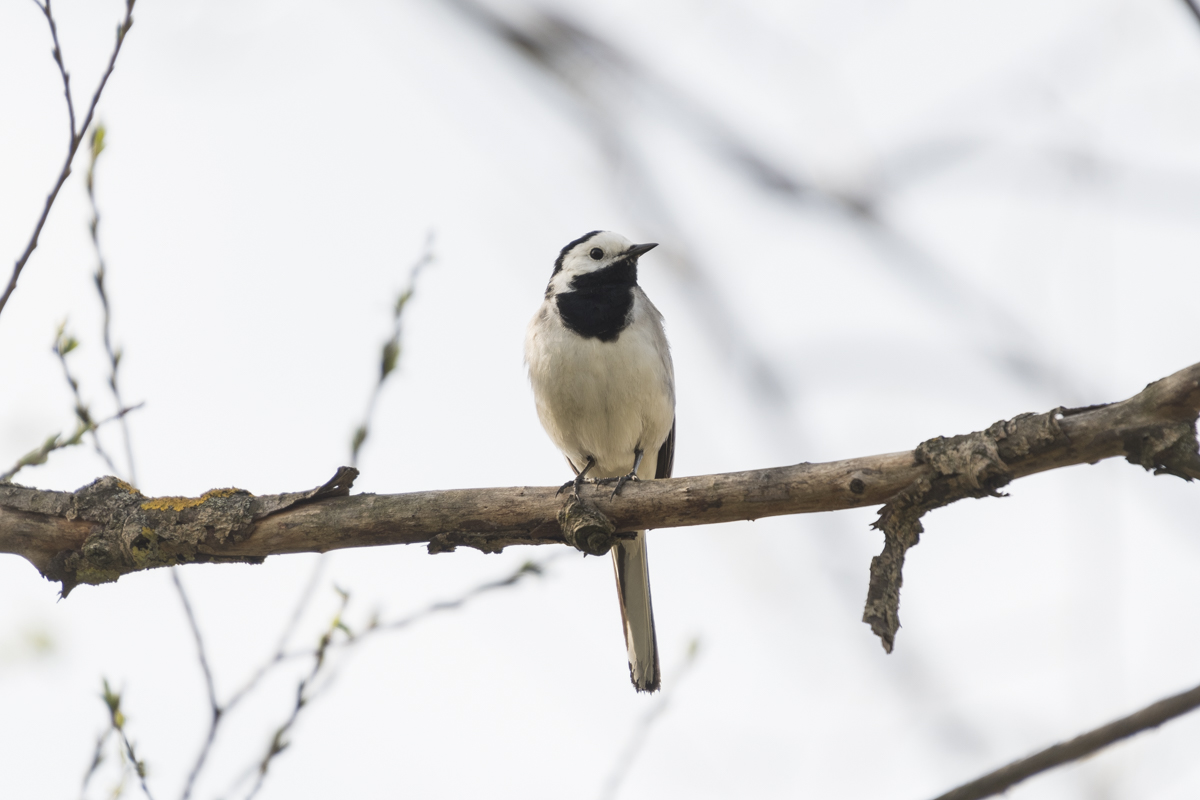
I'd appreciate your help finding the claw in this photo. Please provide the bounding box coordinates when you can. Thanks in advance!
[557,456,596,499]
[609,472,639,499]
[608,447,646,499]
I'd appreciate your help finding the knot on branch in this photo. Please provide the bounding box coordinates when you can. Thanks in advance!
[863,409,1069,652]
[49,467,358,596]
[1123,421,1200,481]
[557,494,618,556]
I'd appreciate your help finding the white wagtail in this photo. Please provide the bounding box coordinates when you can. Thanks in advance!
[525,230,675,693]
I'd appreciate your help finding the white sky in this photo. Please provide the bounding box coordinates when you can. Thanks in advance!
[2,0,1200,798]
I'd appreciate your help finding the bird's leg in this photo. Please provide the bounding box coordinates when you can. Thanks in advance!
[557,456,596,499]
[598,448,644,499]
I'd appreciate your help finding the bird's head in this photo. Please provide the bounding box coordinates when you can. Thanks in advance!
[547,231,658,293]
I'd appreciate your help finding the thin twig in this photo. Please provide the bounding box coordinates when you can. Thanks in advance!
[53,323,120,476]
[439,1,1079,401]
[1,400,141,483]
[598,638,702,800]
[2,0,136,320]
[220,557,328,714]
[172,569,220,800]
[35,0,76,146]
[930,679,1200,800]
[240,589,353,800]
[214,557,554,800]
[78,727,113,800]
[87,124,138,486]
[276,555,565,664]
[350,232,436,468]
[100,679,156,800]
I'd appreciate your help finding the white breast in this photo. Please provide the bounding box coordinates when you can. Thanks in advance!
[525,288,675,478]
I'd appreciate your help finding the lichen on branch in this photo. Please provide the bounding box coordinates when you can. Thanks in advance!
[1,364,1197,632]
[1,467,357,596]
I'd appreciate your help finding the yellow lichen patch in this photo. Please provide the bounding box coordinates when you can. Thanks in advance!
[113,479,141,495]
[201,487,248,500]
[140,487,248,511]
[142,495,205,512]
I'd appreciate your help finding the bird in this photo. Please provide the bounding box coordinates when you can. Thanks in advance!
[525,230,675,693]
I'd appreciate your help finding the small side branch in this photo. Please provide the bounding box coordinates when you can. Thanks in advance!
[931,678,1200,800]
[2,0,136,319]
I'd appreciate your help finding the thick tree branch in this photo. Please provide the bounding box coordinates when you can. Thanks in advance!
[1,363,1197,605]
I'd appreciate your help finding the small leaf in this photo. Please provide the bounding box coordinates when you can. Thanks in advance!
[91,125,107,160]
[102,679,121,715]
[380,339,399,379]
[393,289,413,317]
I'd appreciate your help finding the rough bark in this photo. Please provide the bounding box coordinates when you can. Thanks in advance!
[2,363,1197,644]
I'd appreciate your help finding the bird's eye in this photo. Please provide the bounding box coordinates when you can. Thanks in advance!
[589,248,604,260]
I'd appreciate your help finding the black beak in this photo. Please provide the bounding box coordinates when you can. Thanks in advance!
[624,242,658,259]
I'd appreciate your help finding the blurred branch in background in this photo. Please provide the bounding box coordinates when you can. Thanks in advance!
[440,0,800,443]
[0,401,141,484]
[2,0,136,321]
[350,232,436,468]
[0,318,142,483]
[438,0,1083,410]
[173,569,221,800]
[53,322,120,476]
[86,123,138,486]
[84,679,156,800]
[599,637,702,800]
[931,678,1200,800]
[172,558,550,800]
[1183,0,1200,29]
[235,585,354,800]
[230,558,554,798]
[278,556,560,662]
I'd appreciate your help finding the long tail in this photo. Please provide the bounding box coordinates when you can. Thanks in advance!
[612,532,660,692]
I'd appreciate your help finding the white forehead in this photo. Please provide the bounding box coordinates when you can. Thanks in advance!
[575,231,631,257]
[559,231,633,274]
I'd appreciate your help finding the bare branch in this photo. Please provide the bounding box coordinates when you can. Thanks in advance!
[53,322,120,476]
[87,123,139,486]
[210,558,549,799]
[100,679,156,800]
[1,399,141,484]
[1,363,1196,627]
[177,555,325,800]
[78,727,113,800]
[220,558,328,714]
[931,678,1200,800]
[2,0,136,320]
[1182,0,1200,28]
[439,1,1075,399]
[350,233,435,468]
[33,0,76,146]
[172,569,220,800]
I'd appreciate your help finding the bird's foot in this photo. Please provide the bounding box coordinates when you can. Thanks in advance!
[557,457,598,499]
[556,475,595,499]
[598,471,640,499]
